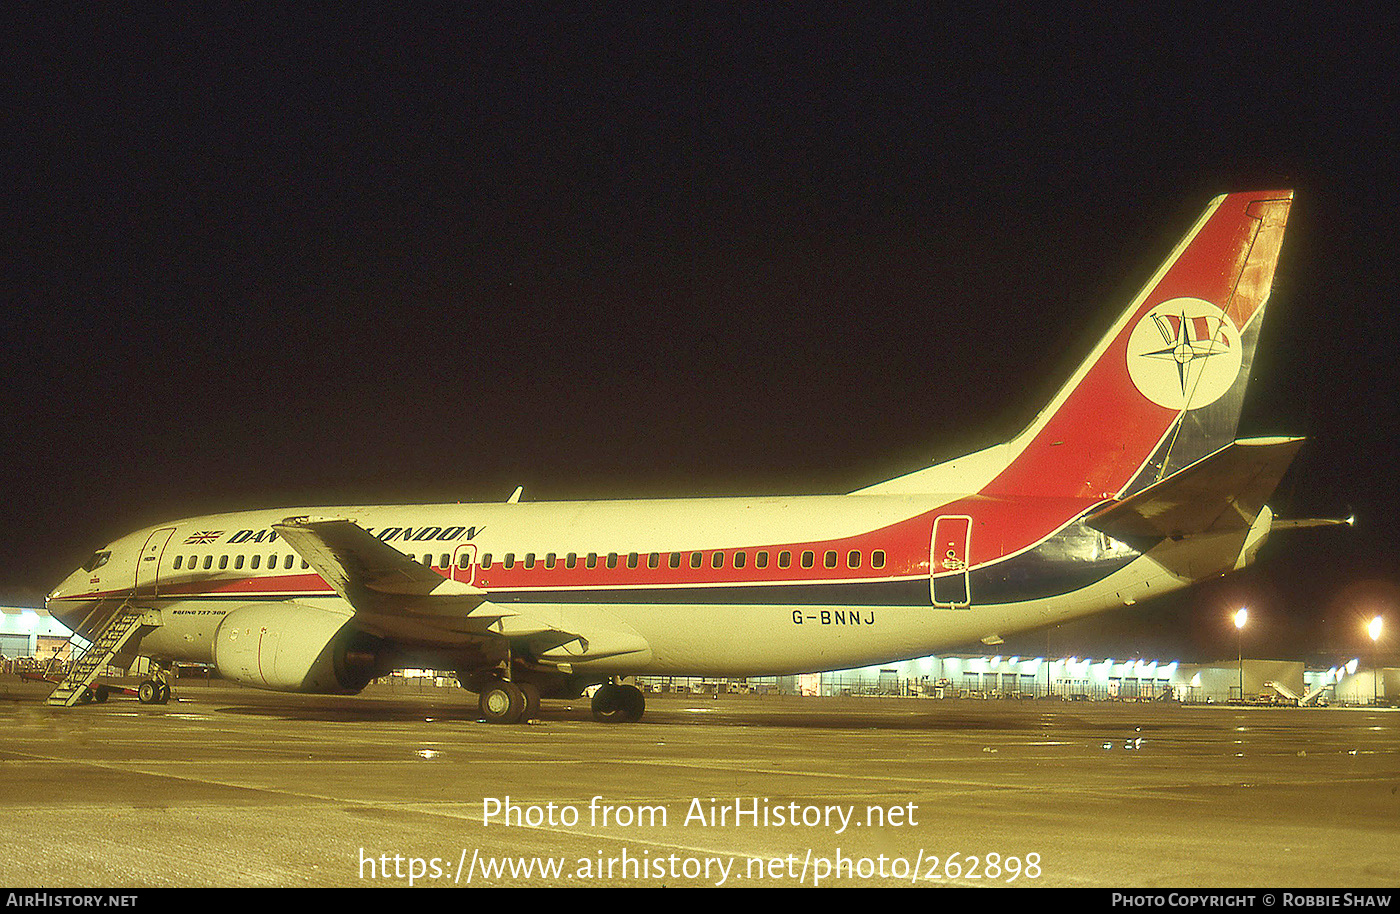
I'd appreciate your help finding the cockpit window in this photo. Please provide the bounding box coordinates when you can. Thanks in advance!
[81,551,111,573]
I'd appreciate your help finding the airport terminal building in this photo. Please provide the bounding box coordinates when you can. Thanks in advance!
[0,605,80,667]
[782,654,1397,706]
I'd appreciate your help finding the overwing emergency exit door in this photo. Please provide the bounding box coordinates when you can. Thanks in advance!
[930,515,971,607]
[452,543,479,585]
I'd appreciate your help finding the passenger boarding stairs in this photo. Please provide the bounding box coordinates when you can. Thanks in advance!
[45,603,160,707]
[1262,680,1302,707]
[1300,683,1331,706]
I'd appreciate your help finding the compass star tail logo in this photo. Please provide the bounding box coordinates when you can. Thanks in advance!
[1126,298,1243,410]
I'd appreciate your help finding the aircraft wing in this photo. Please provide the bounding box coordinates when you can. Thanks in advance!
[1085,437,1305,540]
[272,517,649,666]
[273,516,483,605]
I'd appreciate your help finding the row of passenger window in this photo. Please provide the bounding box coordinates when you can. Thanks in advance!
[173,554,307,572]
[172,548,889,575]
[479,549,887,572]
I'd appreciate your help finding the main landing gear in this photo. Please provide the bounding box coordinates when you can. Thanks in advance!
[477,680,541,725]
[474,678,646,723]
[591,681,645,723]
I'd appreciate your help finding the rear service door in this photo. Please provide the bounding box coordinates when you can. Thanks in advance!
[930,515,971,607]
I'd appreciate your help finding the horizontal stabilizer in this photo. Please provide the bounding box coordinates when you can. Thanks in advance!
[1085,437,1304,540]
[1271,515,1355,530]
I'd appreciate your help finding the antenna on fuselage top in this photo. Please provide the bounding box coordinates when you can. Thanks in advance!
[507,486,524,504]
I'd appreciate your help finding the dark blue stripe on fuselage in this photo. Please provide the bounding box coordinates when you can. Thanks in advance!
[492,522,1145,606]
[492,578,930,606]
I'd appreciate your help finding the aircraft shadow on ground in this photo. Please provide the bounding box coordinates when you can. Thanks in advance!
[212,699,1087,731]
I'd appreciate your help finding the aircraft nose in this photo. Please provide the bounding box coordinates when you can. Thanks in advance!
[46,589,69,629]
[46,568,91,630]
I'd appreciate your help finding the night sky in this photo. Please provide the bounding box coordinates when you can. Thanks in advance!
[4,7,1397,662]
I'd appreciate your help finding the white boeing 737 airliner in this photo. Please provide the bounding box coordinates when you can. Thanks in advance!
[47,190,1321,722]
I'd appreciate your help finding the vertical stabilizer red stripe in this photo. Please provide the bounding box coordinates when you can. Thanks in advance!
[980,190,1292,502]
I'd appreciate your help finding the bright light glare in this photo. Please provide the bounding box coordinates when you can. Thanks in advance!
[1234,608,1248,630]
[1368,616,1383,643]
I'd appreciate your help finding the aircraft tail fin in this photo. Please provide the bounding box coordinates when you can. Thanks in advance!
[983,189,1293,501]
[863,190,1293,500]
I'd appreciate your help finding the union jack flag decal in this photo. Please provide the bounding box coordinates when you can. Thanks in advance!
[184,530,223,544]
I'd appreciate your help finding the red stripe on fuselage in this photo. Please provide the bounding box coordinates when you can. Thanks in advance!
[98,494,1101,602]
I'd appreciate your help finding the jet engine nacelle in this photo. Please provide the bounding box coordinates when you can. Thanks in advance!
[212,603,385,694]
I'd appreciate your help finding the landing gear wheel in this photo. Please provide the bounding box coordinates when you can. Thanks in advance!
[591,683,645,723]
[479,681,526,724]
[518,682,541,722]
[93,685,109,703]
[138,680,158,704]
[156,683,171,705]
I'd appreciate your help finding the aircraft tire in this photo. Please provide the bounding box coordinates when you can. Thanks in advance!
[591,683,645,723]
[518,682,541,721]
[138,681,157,704]
[156,683,171,704]
[479,681,526,724]
[93,685,109,703]
[619,684,645,721]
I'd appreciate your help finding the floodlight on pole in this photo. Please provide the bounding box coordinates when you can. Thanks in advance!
[1235,608,1248,701]
[1369,616,1383,705]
